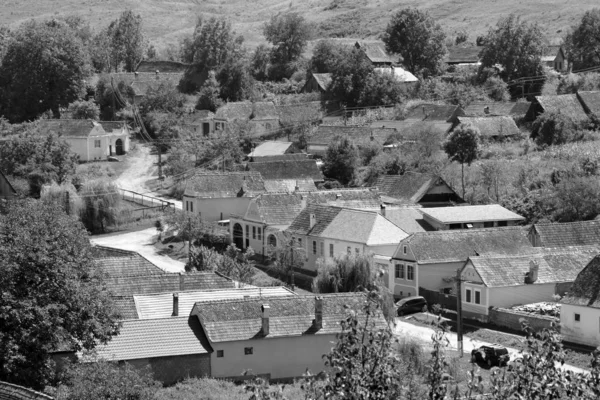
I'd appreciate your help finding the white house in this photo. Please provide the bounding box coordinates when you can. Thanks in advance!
[419,204,525,231]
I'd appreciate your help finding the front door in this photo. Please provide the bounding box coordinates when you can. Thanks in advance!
[233,223,244,250]
[203,123,210,137]
[109,145,113,156]
[115,139,124,155]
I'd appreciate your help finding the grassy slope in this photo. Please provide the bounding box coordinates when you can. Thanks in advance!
[2,0,599,52]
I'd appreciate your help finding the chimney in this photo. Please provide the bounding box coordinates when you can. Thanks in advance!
[155,69,160,78]
[380,204,386,217]
[172,293,179,317]
[179,272,185,291]
[261,304,270,336]
[526,260,539,284]
[314,296,323,330]
[484,106,490,115]
[309,213,317,229]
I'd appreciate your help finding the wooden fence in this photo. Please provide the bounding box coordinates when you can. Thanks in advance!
[119,188,174,212]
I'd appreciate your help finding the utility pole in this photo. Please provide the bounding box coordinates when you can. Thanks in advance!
[456,268,463,357]
[187,217,192,266]
[157,143,163,180]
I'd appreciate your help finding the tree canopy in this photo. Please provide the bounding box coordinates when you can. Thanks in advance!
[0,20,89,122]
[323,136,360,185]
[107,10,146,72]
[0,200,120,389]
[566,8,600,70]
[263,12,310,65]
[384,8,447,77]
[444,123,480,198]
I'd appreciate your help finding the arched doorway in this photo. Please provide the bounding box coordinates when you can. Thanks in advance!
[233,223,244,250]
[267,234,277,248]
[115,139,124,155]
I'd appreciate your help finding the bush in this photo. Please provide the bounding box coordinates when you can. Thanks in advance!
[532,111,584,146]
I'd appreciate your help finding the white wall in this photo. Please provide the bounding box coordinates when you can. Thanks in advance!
[64,137,89,161]
[184,196,252,223]
[488,284,555,309]
[463,283,488,315]
[560,304,600,347]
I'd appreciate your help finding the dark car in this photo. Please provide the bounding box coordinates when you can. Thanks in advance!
[471,344,510,367]
[395,296,428,316]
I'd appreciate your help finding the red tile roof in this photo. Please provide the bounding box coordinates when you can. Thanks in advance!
[247,160,323,181]
[0,382,53,400]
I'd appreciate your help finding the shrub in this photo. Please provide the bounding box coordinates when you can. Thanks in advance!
[532,111,584,146]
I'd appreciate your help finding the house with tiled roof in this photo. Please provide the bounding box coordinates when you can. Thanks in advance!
[390,227,534,298]
[182,172,266,222]
[461,246,599,321]
[306,188,382,210]
[560,255,600,346]
[450,116,522,141]
[276,102,323,126]
[375,173,464,207]
[355,40,400,66]
[577,91,600,116]
[308,125,396,156]
[542,45,568,72]
[420,204,525,230]
[381,207,434,233]
[462,102,531,120]
[248,141,299,158]
[214,101,279,136]
[0,170,17,199]
[444,46,482,66]
[528,220,600,248]
[246,159,323,182]
[0,381,54,400]
[525,94,590,124]
[263,178,316,193]
[230,193,306,254]
[179,110,215,138]
[191,293,388,380]
[287,203,408,271]
[302,73,333,94]
[37,119,130,161]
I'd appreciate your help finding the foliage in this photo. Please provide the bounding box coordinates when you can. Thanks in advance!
[216,57,254,102]
[67,100,100,120]
[444,124,481,198]
[357,72,407,107]
[95,75,134,120]
[58,361,159,400]
[263,12,310,80]
[77,180,122,233]
[0,200,120,389]
[196,71,222,112]
[408,122,444,159]
[267,231,306,289]
[163,145,193,177]
[322,136,360,185]
[384,8,447,77]
[328,47,373,107]
[483,76,511,102]
[565,8,600,70]
[107,10,146,72]
[532,111,583,146]
[187,244,255,284]
[250,44,271,81]
[313,254,374,293]
[551,176,600,222]
[307,40,347,74]
[479,14,545,98]
[557,72,600,94]
[0,19,89,122]
[415,77,491,108]
[89,28,112,73]
[137,81,185,116]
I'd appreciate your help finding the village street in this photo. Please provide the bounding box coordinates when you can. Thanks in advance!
[394,317,588,375]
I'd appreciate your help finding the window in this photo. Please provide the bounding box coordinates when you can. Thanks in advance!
[244,347,253,355]
[407,265,414,281]
[575,313,581,322]
[265,122,272,130]
[329,243,334,257]
[298,238,302,248]
[217,350,224,358]
[355,248,360,254]
[483,221,494,228]
[94,139,101,148]
[403,246,407,254]
[474,290,481,305]
[497,221,508,227]
[312,240,317,255]
[190,202,193,213]
[347,246,351,254]
[449,223,462,230]
[395,264,404,279]
[257,227,262,240]
[320,242,324,256]
[186,201,189,212]
[252,226,256,239]
[246,225,249,238]
[466,289,472,303]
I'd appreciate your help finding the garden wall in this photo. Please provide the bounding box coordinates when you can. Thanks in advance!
[488,307,558,332]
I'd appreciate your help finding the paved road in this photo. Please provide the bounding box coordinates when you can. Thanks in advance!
[394,317,587,375]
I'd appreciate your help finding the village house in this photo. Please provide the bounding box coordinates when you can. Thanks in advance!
[248,141,301,159]
[542,45,568,72]
[192,293,387,380]
[38,119,130,161]
[462,101,531,121]
[381,207,434,233]
[375,172,464,207]
[577,91,600,116]
[560,255,600,347]
[246,159,324,183]
[355,40,398,66]
[302,72,332,94]
[0,170,17,199]
[444,46,482,67]
[419,204,525,230]
[230,193,305,254]
[0,381,54,400]
[461,247,599,321]
[403,103,464,132]
[306,188,382,210]
[450,116,521,141]
[179,110,215,138]
[528,219,600,247]
[276,102,323,129]
[135,60,190,73]
[390,227,535,298]
[307,125,396,156]
[262,178,317,193]
[214,101,279,136]
[525,93,589,124]
[182,172,266,223]
[286,203,408,271]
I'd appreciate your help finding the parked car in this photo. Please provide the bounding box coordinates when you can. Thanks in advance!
[471,344,510,367]
[395,296,428,316]
[107,156,119,162]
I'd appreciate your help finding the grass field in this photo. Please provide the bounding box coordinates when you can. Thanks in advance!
[2,0,598,53]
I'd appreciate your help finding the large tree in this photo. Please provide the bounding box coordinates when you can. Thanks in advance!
[0,200,120,390]
[566,8,600,70]
[443,124,480,199]
[383,8,447,77]
[0,20,88,122]
[323,136,360,185]
[307,40,347,74]
[107,10,146,72]
[329,47,373,106]
[263,12,310,65]
[180,16,243,68]
[479,14,545,98]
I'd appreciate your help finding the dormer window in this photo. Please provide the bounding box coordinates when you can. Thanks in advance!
[403,245,407,255]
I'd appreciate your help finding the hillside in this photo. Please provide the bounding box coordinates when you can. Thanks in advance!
[1,0,598,52]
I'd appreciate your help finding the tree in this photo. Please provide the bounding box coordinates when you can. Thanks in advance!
[566,8,600,70]
[444,124,480,199]
[77,180,122,233]
[107,10,145,72]
[307,40,347,74]
[67,99,100,120]
[383,8,447,77]
[322,136,360,185]
[216,57,254,102]
[329,48,373,107]
[268,231,306,289]
[407,122,444,160]
[0,200,120,389]
[0,20,88,122]
[357,71,407,107]
[263,12,310,80]
[137,81,185,116]
[95,76,134,120]
[532,110,583,146]
[479,14,545,98]
[250,44,271,81]
[89,29,112,73]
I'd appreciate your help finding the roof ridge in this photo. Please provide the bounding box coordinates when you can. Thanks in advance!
[120,315,193,323]
[412,226,525,236]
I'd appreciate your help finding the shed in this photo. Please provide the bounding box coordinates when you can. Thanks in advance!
[452,116,521,140]
[525,94,589,123]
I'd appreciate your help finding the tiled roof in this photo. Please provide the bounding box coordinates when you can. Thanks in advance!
[251,102,279,121]
[562,255,600,308]
[375,173,462,204]
[374,67,418,83]
[420,205,525,224]
[277,102,323,125]
[535,94,589,122]
[113,295,139,319]
[184,172,266,198]
[405,104,461,122]
[531,220,600,247]
[94,316,211,361]
[311,125,390,145]
[134,287,296,319]
[93,250,166,277]
[247,160,323,181]
[510,102,531,118]
[355,41,396,64]
[250,141,295,157]
[306,188,381,210]
[194,293,388,342]
[136,60,190,73]
[108,72,184,87]
[577,91,600,115]
[444,46,482,64]
[263,178,316,193]
[244,193,305,225]
[287,204,408,245]
[105,272,236,297]
[0,381,53,400]
[37,119,105,138]
[98,121,129,133]
[215,102,278,121]
[179,110,215,125]
[455,116,521,138]
[539,245,600,283]
[252,154,308,163]
[0,170,17,198]
[463,102,515,117]
[383,208,434,233]
[394,227,535,263]
[311,73,332,91]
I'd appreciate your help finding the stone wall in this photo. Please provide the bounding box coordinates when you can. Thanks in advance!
[488,307,558,332]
